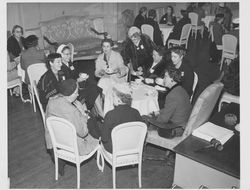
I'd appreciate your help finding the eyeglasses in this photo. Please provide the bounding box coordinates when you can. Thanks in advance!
[15,30,22,33]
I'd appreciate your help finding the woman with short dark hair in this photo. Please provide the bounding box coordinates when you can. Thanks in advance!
[145,9,163,46]
[95,38,128,96]
[160,6,177,26]
[20,35,46,84]
[7,25,25,62]
[134,6,148,29]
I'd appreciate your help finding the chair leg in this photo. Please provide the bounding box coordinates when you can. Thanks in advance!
[195,30,197,40]
[31,87,36,112]
[138,162,142,188]
[112,167,116,189]
[9,89,13,96]
[55,157,58,180]
[19,82,24,102]
[77,163,80,189]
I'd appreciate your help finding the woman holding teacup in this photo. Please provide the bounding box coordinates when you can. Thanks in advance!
[57,45,104,117]
[95,38,128,95]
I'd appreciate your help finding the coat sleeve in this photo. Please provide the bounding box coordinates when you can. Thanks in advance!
[156,94,176,123]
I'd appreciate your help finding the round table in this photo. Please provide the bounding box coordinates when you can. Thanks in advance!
[103,82,159,116]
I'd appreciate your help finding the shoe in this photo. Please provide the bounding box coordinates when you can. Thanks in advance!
[58,159,66,176]
[47,149,55,163]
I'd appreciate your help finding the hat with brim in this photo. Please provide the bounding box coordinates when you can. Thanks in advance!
[58,79,77,96]
[25,35,38,47]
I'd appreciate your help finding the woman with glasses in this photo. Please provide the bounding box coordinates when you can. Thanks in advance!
[7,25,25,62]
[95,39,128,96]
[57,44,104,118]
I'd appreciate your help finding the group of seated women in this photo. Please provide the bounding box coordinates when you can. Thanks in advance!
[7,21,195,177]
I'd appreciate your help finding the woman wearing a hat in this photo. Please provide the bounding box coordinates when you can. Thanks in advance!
[121,26,154,81]
[57,44,104,118]
[20,35,46,84]
[46,79,99,175]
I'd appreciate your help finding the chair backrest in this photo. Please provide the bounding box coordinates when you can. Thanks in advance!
[180,24,192,42]
[188,12,198,26]
[67,42,74,62]
[17,64,25,82]
[141,24,154,41]
[46,116,79,156]
[190,72,198,102]
[183,82,224,138]
[27,63,48,86]
[111,122,147,159]
[209,25,214,42]
[222,34,238,56]
[33,81,45,126]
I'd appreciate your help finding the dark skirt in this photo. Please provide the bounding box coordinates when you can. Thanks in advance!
[78,79,102,110]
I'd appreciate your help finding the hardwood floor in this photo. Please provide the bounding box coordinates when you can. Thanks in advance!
[7,34,220,189]
[8,95,174,189]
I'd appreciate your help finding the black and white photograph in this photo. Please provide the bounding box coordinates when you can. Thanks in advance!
[2,0,248,189]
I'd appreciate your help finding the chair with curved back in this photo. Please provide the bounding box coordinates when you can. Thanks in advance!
[220,34,238,70]
[27,63,48,112]
[33,81,46,126]
[190,72,198,103]
[100,121,147,189]
[168,24,192,49]
[67,42,75,62]
[46,116,102,189]
[188,12,204,40]
[218,92,239,112]
[146,82,224,151]
[141,24,154,41]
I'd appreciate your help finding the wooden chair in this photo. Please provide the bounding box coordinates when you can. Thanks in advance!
[220,34,238,70]
[167,24,192,49]
[141,24,154,41]
[46,116,102,189]
[189,12,204,40]
[27,63,47,112]
[100,122,147,188]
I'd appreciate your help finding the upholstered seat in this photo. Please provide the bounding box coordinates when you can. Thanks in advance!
[40,15,104,52]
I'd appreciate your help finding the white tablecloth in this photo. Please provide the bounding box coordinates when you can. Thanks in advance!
[202,15,215,28]
[104,83,159,116]
[159,24,174,45]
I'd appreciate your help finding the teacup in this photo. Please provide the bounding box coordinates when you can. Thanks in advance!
[135,78,142,84]
[79,73,88,80]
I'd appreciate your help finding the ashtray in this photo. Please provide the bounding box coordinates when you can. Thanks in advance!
[224,113,238,127]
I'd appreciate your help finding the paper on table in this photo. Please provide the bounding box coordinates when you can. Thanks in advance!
[192,122,234,145]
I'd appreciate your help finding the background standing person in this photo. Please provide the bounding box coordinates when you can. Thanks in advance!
[145,9,163,46]
[134,7,148,29]
[160,6,177,26]
[7,25,25,62]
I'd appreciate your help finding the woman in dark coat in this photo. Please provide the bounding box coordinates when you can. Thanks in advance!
[144,46,168,79]
[145,9,163,46]
[7,25,25,61]
[160,6,177,26]
[134,7,148,29]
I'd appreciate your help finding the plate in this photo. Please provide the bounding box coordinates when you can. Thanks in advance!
[154,85,166,92]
